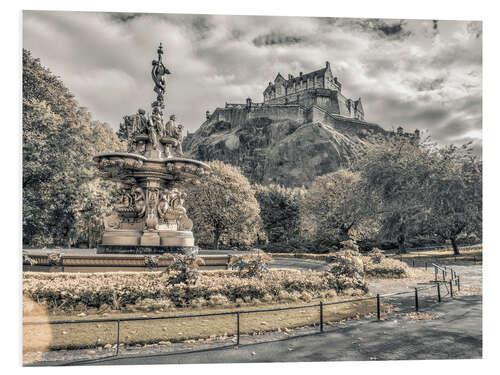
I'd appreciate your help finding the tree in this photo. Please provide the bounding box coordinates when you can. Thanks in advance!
[253,184,305,247]
[23,49,124,247]
[300,169,381,250]
[185,161,267,249]
[424,144,482,255]
[354,135,436,253]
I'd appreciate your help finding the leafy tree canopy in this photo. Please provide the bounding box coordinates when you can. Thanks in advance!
[300,169,381,250]
[23,49,124,247]
[254,184,305,246]
[423,143,482,254]
[185,160,266,249]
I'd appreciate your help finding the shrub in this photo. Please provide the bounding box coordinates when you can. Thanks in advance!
[367,248,384,264]
[23,269,368,312]
[163,254,205,285]
[361,249,411,278]
[362,257,411,278]
[327,241,365,280]
[228,250,274,278]
[207,294,230,306]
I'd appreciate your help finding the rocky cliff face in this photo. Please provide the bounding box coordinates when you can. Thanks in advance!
[183,108,388,187]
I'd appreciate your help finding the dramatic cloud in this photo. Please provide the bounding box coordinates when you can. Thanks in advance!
[23,11,482,154]
[253,32,304,47]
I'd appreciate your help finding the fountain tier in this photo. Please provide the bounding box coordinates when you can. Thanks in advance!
[94,152,209,255]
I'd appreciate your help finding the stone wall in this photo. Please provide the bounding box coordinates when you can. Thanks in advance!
[306,105,384,136]
[183,103,389,187]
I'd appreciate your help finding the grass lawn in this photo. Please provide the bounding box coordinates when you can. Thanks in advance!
[23,295,379,352]
[385,248,482,265]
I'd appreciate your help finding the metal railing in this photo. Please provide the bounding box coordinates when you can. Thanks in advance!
[24,262,464,365]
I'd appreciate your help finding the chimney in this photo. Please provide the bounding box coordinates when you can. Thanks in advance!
[300,72,303,77]
[288,74,293,80]
[326,61,330,69]
[206,110,211,120]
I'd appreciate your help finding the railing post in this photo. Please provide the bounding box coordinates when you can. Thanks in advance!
[442,269,446,281]
[434,266,438,281]
[116,319,120,356]
[425,262,427,271]
[236,312,240,346]
[437,283,441,302]
[412,259,415,268]
[450,269,454,280]
[320,301,324,332]
[376,294,381,321]
[449,280,453,298]
[415,288,419,312]
[457,276,461,291]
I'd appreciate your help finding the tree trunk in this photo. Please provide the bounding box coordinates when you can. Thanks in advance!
[214,230,221,250]
[450,236,460,255]
[396,222,407,254]
[397,235,407,254]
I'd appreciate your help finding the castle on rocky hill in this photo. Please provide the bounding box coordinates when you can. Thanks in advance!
[198,61,369,132]
[263,62,365,121]
[183,61,419,187]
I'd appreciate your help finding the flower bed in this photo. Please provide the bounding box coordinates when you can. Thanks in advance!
[23,269,368,313]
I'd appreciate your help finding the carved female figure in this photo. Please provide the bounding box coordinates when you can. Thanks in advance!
[157,190,170,219]
[133,187,146,217]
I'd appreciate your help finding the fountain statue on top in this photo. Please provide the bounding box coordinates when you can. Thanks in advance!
[94,43,210,255]
[122,43,184,159]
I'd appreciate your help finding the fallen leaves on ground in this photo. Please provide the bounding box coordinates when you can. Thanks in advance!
[456,286,482,296]
[405,312,439,321]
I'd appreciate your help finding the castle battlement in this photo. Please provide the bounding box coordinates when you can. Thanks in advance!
[262,62,365,121]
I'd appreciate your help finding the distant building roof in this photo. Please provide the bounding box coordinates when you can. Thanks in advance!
[264,63,331,93]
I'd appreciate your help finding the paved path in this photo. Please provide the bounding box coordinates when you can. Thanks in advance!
[270,257,329,271]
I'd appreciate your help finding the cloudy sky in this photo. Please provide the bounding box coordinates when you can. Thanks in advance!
[23,11,482,153]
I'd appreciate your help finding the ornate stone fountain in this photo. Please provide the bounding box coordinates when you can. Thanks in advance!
[94,43,210,255]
